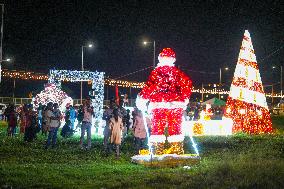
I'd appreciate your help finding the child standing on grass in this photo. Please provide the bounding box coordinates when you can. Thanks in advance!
[61,115,73,138]
[109,108,124,159]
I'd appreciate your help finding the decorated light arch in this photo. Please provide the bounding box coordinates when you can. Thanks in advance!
[48,69,105,120]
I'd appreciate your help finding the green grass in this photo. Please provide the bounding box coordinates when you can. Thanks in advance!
[272,115,284,133]
[1,117,284,188]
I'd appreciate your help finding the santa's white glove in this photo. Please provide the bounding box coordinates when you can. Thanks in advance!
[183,99,189,110]
[136,95,148,113]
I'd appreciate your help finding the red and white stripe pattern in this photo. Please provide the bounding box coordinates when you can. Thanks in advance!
[224,30,273,134]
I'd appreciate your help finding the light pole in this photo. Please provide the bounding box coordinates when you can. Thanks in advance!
[80,43,93,104]
[12,77,15,100]
[0,4,4,83]
[219,67,229,99]
[143,40,156,68]
[281,65,283,98]
[0,58,11,81]
[201,83,204,102]
[272,65,283,98]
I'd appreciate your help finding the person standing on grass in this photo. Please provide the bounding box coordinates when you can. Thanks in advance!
[69,105,76,130]
[44,102,53,139]
[109,108,124,159]
[61,115,72,138]
[19,104,28,134]
[117,102,127,143]
[41,105,48,136]
[102,100,115,154]
[7,105,17,137]
[24,104,38,142]
[37,103,43,132]
[131,107,139,126]
[133,110,147,154]
[124,109,131,135]
[45,102,61,149]
[76,105,84,129]
[80,97,94,150]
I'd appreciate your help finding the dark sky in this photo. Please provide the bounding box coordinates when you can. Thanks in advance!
[1,0,284,98]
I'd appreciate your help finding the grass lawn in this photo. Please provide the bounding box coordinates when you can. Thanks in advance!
[0,117,284,189]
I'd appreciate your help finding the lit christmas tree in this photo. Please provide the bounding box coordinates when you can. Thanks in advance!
[137,48,192,155]
[224,30,273,134]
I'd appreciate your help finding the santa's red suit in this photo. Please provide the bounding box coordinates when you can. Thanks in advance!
[137,48,192,155]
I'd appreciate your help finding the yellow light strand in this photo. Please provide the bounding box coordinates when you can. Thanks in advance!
[1,69,284,97]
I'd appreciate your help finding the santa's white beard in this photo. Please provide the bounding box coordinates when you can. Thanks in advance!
[157,57,176,67]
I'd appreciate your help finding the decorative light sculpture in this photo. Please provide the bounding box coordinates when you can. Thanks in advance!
[224,30,273,134]
[32,83,73,113]
[133,48,200,167]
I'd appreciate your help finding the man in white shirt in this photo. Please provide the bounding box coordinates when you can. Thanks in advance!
[45,102,61,149]
[80,97,94,150]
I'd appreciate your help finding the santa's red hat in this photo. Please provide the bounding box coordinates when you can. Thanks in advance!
[159,48,176,58]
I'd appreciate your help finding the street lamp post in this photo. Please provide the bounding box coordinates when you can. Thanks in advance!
[219,68,221,84]
[143,40,156,68]
[201,83,204,102]
[12,77,15,101]
[219,67,229,99]
[272,65,283,98]
[80,43,93,104]
[0,4,4,83]
[281,65,283,98]
[0,58,11,82]
[153,40,155,68]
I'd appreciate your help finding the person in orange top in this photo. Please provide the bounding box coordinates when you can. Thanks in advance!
[109,109,124,159]
[133,110,147,154]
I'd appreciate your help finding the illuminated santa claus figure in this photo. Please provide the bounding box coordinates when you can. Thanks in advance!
[137,48,192,155]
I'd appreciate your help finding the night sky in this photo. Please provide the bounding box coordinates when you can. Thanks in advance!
[1,0,284,98]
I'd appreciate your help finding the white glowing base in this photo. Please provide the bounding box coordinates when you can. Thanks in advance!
[182,118,233,136]
[131,154,201,167]
[60,118,105,137]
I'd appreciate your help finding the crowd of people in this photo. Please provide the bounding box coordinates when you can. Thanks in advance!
[102,99,150,158]
[2,96,151,159]
[185,102,225,121]
[2,95,226,159]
